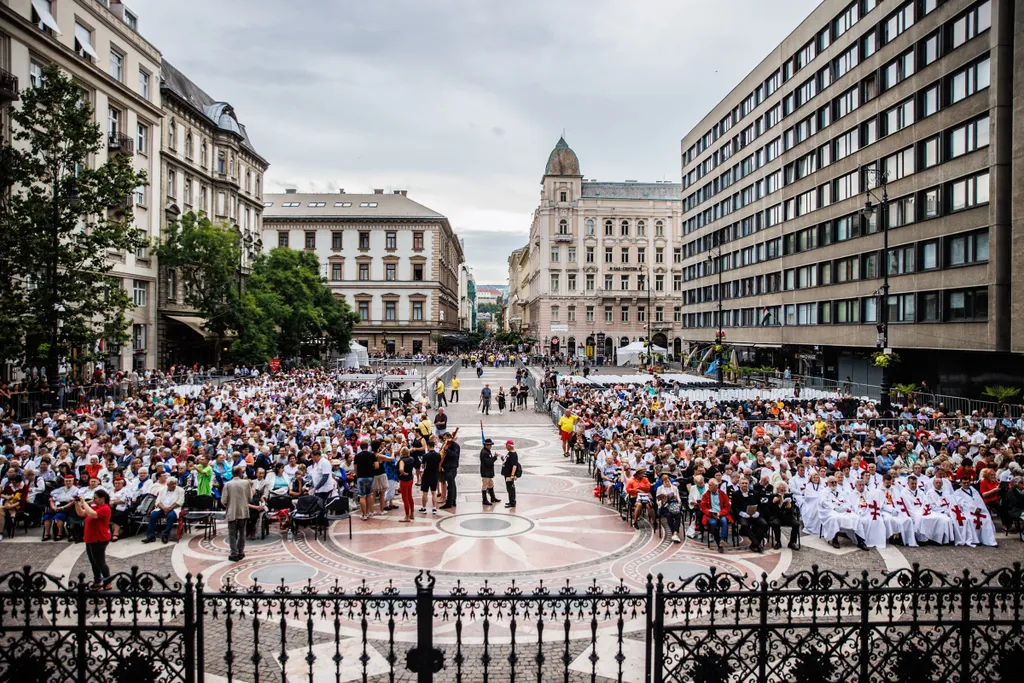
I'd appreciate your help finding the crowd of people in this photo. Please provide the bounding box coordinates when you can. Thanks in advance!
[547,371,1023,553]
[0,366,498,587]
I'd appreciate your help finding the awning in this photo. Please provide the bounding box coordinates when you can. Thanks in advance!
[32,0,62,35]
[166,314,211,339]
[75,23,99,61]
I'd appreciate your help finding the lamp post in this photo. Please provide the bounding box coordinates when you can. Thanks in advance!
[238,229,255,298]
[861,167,891,412]
[646,266,652,369]
[707,248,723,390]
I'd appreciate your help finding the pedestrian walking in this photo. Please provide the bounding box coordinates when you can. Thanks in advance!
[397,447,416,522]
[508,385,517,413]
[74,489,111,590]
[222,465,250,562]
[479,384,492,416]
[435,378,448,407]
[479,439,500,505]
[501,440,522,509]
[419,437,441,514]
[439,429,461,509]
[450,376,460,403]
[497,387,506,415]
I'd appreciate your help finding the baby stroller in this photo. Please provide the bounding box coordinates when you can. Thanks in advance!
[289,494,326,541]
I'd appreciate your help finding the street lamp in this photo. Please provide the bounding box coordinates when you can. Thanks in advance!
[645,265,652,369]
[860,167,891,412]
[238,229,254,297]
[707,248,724,390]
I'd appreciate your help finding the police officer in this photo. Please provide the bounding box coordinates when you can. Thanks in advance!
[479,439,500,505]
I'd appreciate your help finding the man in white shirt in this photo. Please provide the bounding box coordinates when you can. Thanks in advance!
[142,476,185,544]
[310,451,334,499]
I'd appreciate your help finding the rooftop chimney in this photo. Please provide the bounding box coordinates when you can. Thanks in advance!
[338,189,345,194]
[285,188,297,194]
[373,189,384,195]
[393,190,402,195]
[400,190,407,196]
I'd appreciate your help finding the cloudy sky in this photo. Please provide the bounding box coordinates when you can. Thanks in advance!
[132,0,819,285]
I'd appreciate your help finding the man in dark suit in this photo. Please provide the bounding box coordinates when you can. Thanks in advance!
[479,439,500,505]
[501,440,521,509]
[439,431,461,510]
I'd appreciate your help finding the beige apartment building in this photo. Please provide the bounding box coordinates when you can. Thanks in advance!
[1,0,163,372]
[512,138,683,361]
[262,190,464,355]
[678,0,1021,392]
[155,60,269,369]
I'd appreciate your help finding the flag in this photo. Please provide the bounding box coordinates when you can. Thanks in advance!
[480,419,485,444]
[704,359,719,376]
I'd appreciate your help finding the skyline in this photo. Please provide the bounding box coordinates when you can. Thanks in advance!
[130,0,821,284]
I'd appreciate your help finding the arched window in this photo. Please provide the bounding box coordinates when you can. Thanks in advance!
[637,220,646,237]
[558,219,568,235]
[655,220,664,237]
[217,151,226,174]
[604,219,613,236]
[167,119,176,149]
[200,141,208,167]
[620,220,629,236]
[585,219,594,235]
[568,337,577,354]
[184,132,193,160]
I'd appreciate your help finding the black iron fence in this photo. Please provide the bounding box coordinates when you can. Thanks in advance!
[0,563,1021,682]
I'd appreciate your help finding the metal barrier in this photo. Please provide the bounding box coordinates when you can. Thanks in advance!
[2,562,1021,682]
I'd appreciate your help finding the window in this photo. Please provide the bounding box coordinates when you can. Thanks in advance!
[604,306,613,323]
[332,232,343,250]
[835,256,860,283]
[947,230,989,266]
[586,274,595,291]
[217,151,225,174]
[620,275,630,291]
[385,301,396,321]
[620,247,629,264]
[75,23,99,61]
[558,219,568,235]
[922,136,940,168]
[604,247,613,264]
[331,264,342,281]
[567,273,577,292]
[952,1,991,49]
[888,294,915,323]
[110,49,124,82]
[550,306,560,322]
[887,245,916,275]
[920,240,939,270]
[385,263,396,281]
[586,306,595,322]
[183,178,192,205]
[637,247,646,264]
[637,306,646,323]
[604,274,613,290]
[604,220,613,236]
[216,191,225,216]
[834,2,859,38]
[413,264,424,281]
[550,274,559,292]
[883,2,914,43]
[835,299,860,323]
[136,123,148,154]
[306,201,325,208]
[385,231,397,250]
[889,195,916,229]
[32,0,59,34]
[620,220,629,236]
[132,324,147,352]
[950,172,989,211]
[280,201,300,208]
[586,246,595,263]
[922,84,940,117]
[29,61,44,89]
[884,99,914,135]
[304,231,315,250]
[551,247,560,263]
[413,232,424,250]
[132,280,148,307]
[134,185,145,207]
[945,288,988,321]
[923,32,940,66]
[919,292,940,321]
[138,69,150,99]
[200,141,208,167]
[278,231,289,248]
[559,191,567,202]
[863,296,878,323]
[655,221,664,237]
[359,232,370,249]
[950,58,990,104]
[947,116,989,159]
[885,147,915,181]
[923,187,940,218]
[637,220,646,237]
[883,50,914,89]
[358,301,369,320]
[166,170,176,198]
[358,263,369,281]
[836,216,857,242]
[568,246,577,263]
[334,201,352,207]
[412,301,424,321]
[621,307,629,323]
[586,219,595,236]
[655,274,665,292]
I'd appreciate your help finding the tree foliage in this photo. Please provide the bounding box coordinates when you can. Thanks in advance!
[236,248,360,363]
[152,211,241,349]
[0,63,148,377]
[981,385,1021,404]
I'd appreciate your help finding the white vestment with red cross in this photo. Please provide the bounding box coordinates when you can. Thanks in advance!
[853,490,886,548]
[952,485,997,547]
[903,486,953,545]
[926,487,976,547]
[877,486,918,547]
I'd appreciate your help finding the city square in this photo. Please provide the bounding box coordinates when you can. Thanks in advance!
[1,0,1023,682]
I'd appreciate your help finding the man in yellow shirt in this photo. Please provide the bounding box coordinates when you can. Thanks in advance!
[435,378,447,408]
[558,409,578,457]
[450,376,460,403]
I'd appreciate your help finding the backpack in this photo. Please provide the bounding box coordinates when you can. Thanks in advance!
[293,494,325,518]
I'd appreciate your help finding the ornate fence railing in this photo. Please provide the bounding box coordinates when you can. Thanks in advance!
[0,563,1021,682]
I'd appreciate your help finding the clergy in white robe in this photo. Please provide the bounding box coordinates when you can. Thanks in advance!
[925,478,976,547]
[952,478,998,547]
[799,473,825,537]
[851,481,887,548]
[903,475,953,545]
[878,476,918,547]
[820,478,867,549]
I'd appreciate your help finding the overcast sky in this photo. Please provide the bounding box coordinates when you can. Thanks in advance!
[132,0,819,285]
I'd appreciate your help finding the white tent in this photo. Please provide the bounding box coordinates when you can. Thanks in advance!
[616,341,667,366]
[341,341,369,369]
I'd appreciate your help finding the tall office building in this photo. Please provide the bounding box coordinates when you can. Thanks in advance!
[677,0,1020,391]
[262,189,464,355]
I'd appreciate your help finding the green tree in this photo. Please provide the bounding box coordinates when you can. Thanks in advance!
[243,248,360,360]
[152,211,241,366]
[0,63,148,380]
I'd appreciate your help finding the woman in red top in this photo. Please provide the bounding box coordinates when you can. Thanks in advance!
[699,480,734,553]
[978,468,1002,526]
[74,489,112,590]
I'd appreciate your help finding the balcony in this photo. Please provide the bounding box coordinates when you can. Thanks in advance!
[108,132,134,156]
[0,68,19,105]
[552,234,574,243]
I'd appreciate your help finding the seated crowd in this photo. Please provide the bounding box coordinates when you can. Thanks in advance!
[552,372,1023,553]
[0,368,464,544]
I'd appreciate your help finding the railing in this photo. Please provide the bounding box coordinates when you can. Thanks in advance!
[107,132,134,155]
[0,67,19,102]
[1,563,1021,682]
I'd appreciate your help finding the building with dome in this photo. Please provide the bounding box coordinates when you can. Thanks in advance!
[156,60,270,368]
[508,138,683,362]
